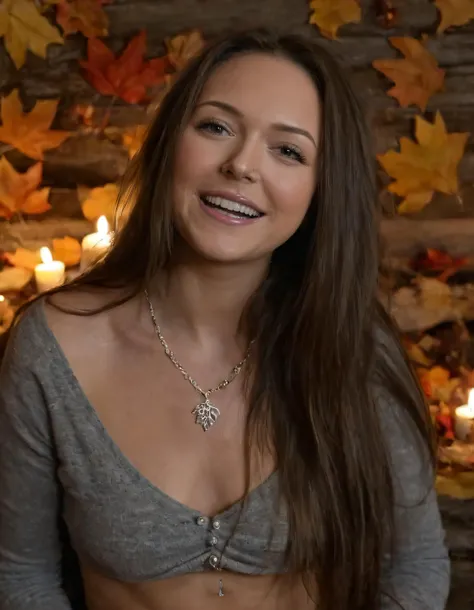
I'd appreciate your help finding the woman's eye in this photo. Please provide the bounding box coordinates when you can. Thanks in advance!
[278,145,306,164]
[197,120,231,136]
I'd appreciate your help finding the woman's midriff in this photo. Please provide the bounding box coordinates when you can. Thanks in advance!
[82,566,316,610]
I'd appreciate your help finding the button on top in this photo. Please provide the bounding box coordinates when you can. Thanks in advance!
[212,519,221,530]
[196,516,208,526]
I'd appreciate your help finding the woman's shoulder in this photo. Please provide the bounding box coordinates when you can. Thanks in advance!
[3,287,122,374]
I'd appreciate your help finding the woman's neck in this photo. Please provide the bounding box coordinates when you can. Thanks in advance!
[148,255,268,347]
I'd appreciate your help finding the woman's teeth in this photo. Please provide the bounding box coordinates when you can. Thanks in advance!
[201,195,262,218]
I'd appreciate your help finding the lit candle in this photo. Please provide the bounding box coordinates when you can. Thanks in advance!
[80,215,112,271]
[454,389,474,442]
[34,247,65,293]
[0,295,8,318]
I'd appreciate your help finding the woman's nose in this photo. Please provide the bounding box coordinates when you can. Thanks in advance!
[220,138,261,183]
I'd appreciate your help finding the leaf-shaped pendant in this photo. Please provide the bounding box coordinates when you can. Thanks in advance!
[192,398,220,431]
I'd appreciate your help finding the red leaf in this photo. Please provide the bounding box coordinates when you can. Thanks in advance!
[411,248,468,273]
[84,37,115,72]
[80,30,169,103]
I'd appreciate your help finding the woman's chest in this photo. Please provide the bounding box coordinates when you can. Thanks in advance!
[64,333,274,517]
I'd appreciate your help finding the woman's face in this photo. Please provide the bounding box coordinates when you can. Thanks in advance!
[172,53,321,263]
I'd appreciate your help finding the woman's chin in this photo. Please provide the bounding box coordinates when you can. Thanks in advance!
[186,239,268,266]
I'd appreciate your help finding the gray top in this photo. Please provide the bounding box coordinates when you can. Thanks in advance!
[0,301,450,609]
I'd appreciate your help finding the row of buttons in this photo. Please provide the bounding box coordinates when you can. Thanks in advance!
[196,516,221,529]
[196,516,222,570]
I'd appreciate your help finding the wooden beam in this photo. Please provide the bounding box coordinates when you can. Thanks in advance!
[380,218,474,257]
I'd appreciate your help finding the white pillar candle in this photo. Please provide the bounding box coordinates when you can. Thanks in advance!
[80,215,112,271]
[34,247,65,293]
[454,389,474,442]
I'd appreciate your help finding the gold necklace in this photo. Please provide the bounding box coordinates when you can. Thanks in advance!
[145,290,252,432]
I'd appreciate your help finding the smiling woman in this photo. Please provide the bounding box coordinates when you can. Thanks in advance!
[0,29,449,610]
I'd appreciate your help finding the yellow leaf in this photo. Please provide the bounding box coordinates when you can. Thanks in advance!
[0,0,63,69]
[435,0,474,33]
[405,342,433,366]
[0,267,33,292]
[309,0,361,39]
[372,37,445,111]
[52,236,81,267]
[166,30,205,70]
[4,248,41,271]
[0,90,72,160]
[80,183,119,222]
[122,125,147,158]
[377,112,469,214]
[0,156,51,219]
[436,472,474,499]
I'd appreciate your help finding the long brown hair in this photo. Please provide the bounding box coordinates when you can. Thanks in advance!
[4,29,435,610]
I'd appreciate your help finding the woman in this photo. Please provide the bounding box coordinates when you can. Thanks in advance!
[0,29,450,610]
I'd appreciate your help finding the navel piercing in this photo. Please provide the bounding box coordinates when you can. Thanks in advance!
[218,578,224,597]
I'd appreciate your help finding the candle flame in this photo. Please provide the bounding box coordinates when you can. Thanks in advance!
[40,247,53,265]
[97,215,109,236]
[0,295,4,302]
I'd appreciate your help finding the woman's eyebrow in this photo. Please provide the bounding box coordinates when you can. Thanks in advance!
[196,100,317,148]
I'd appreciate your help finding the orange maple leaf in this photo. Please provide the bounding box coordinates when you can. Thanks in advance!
[309,0,361,39]
[0,90,72,160]
[52,236,82,267]
[435,0,474,33]
[166,30,205,70]
[0,156,51,219]
[4,248,41,271]
[377,112,469,214]
[80,30,170,104]
[56,0,109,38]
[372,37,445,111]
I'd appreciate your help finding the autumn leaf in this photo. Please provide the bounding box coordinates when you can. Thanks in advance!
[80,30,170,104]
[436,472,474,499]
[411,248,468,282]
[0,156,51,219]
[419,366,460,403]
[56,0,109,38]
[435,0,474,33]
[309,0,361,39]
[122,124,147,158]
[0,267,33,292]
[0,90,72,160]
[377,112,469,214]
[166,30,205,70]
[52,236,81,267]
[412,248,467,272]
[372,37,445,111]
[79,183,119,221]
[4,248,41,271]
[405,340,433,367]
[0,0,63,69]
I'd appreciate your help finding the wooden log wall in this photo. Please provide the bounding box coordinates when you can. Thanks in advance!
[1,0,474,254]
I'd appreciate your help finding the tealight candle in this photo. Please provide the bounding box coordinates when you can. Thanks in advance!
[34,247,65,293]
[454,389,474,442]
[80,215,112,271]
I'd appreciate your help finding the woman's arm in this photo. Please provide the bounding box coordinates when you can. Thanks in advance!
[0,315,72,609]
[379,394,450,610]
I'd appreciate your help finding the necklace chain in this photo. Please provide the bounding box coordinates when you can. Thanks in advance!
[144,289,252,430]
